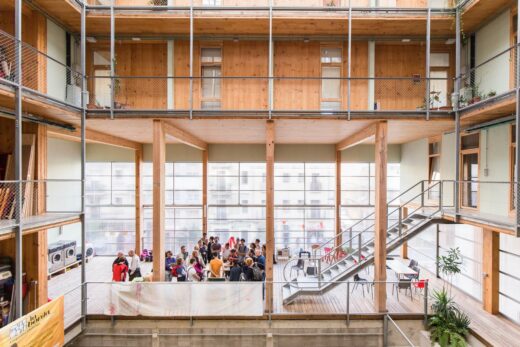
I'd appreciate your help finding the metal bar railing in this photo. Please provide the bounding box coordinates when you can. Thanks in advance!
[384,314,415,347]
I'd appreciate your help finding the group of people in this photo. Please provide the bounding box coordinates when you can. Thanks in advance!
[111,234,268,283]
[165,234,267,282]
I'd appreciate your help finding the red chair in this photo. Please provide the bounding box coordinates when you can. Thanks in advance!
[322,247,335,263]
[412,279,428,294]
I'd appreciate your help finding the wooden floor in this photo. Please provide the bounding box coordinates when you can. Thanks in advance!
[49,256,520,346]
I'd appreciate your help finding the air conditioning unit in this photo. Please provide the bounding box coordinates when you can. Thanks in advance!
[66,84,88,107]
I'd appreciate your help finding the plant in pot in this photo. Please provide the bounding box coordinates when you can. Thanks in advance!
[437,247,463,296]
[429,288,470,347]
[487,90,497,99]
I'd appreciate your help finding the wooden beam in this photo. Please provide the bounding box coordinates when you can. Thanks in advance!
[265,120,275,313]
[162,121,208,151]
[202,149,208,236]
[152,120,165,282]
[482,228,499,314]
[47,128,141,151]
[373,121,388,313]
[335,150,342,247]
[135,146,143,255]
[336,122,378,151]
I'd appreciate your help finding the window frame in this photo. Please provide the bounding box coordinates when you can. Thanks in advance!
[459,132,480,210]
[200,45,223,110]
[510,124,517,213]
[428,135,442,201]
[320,45,343,111]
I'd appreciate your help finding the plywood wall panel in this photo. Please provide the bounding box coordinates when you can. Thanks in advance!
[222,41,268,110]
[174,40,200,110]
[274,41,320,111]
[344,41,369,111]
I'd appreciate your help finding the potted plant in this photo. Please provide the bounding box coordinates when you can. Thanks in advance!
[437,247,462,295]
[487,90,496,98]
[324,0,337,6]
[428,288,471,347]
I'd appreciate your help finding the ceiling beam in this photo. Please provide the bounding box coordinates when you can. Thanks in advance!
[47,127,142,151]
[336,122,379,151]
[161,120,208,151]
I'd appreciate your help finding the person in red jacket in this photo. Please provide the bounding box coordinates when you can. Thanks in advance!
[112,253,128,282]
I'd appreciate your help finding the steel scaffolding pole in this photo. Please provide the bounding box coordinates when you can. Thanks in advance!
[347,0,352,120]
[14,0,23,319]
[454,6,461,219]
[514,0,520,237]
[80,2,88,326]
[110,0,115,119]
[189,0,194,120]
[268,0,273,120]
[426,7,431,121]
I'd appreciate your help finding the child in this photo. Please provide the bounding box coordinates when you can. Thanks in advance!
[171,258,187,282]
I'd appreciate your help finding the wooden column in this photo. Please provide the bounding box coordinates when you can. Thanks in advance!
[265,120,275,313]
[35,13,47,94]
[202,149,208,236]
[152,120,165,281]
[135,146,142,255]
[335,150,342,247]
[482,228,499,314]
[373,121,388,313]
[400,207,408,259]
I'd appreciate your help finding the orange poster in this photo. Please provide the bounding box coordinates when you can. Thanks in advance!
[0,296,64,347]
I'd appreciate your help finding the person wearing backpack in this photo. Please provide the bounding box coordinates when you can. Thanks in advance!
[242,258,255,281]
[171,258,187,282]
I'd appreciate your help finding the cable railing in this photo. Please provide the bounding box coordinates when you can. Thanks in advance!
[0,179,83,232]
[86,75,451,114]
[85,0,456,10]
[0,29,84,109]
[458,44,518,110]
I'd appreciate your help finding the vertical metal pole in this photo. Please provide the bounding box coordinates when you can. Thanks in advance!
[454,7,461,220]
[347,0,352,120]
[14,0,23,319]
[357,233,362,263]
[438,181,443,212]
[268,0,273,119]
[425,7,431,121]
[80,2,88,328]
[424,280,429,327]
[435,224,440,278]
[110,0,115,120]
[346,281,350,326]
[349,227,352,249]
[398,207,402,236]
[189,0,194,120]
[513,0,520,237]
[420,180,425,208]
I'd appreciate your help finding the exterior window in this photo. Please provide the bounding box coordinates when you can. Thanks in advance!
[201,47,222,110]
[320,47,342,111]
[460,133,480,209]
[428,137,441,200]
[92,50,111,108]
[511,124,517,211]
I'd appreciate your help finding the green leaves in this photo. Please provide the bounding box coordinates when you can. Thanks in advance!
[437,247,463,278]
[429,288,470,347]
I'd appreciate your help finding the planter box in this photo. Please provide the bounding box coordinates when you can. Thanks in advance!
[419,330,485,347]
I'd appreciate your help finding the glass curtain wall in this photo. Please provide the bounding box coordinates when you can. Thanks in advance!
[141,162,203,253]
[85,162,136,255]
[499,233,520,324]
[207,163,266,244]
[274,163,335,252]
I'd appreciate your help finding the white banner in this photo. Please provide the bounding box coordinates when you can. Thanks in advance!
[105,282,264,316]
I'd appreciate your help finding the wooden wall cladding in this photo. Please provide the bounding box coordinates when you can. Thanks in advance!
[174,40,200,110]
[344,41,369,111]
[115,42,168,109]
[222,41,268,111]
[274,41,321,111]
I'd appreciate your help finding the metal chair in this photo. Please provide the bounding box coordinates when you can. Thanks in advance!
[352,274,371,297]
[392,279,413,301]
[408,259,418,268]
[290,258,306,279]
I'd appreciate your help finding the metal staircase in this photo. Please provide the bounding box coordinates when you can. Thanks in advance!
[281,180,451,305]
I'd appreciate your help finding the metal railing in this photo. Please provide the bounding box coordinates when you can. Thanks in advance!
[0,30,84,109]
[0,179,83,232]
[383,314,415,347]
[86,75,450,115]
[458,44,518,110]
[85,0,456,10]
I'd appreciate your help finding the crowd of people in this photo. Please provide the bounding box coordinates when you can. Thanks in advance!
[111,233,269,283]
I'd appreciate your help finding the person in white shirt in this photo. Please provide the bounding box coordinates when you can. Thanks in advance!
[127,249,142,281]
[187,258,201,282]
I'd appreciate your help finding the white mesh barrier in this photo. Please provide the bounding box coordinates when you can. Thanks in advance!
[92,282,264,317]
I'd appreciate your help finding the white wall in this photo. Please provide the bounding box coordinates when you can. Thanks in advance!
[47,137,82,245]
[400,138,428,193]
[475,9,511,97]
[46,20,67,102]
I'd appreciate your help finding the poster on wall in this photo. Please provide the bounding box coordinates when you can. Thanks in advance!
[0,296,64,347]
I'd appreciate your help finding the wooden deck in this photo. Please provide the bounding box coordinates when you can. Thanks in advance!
[49,256,520,346]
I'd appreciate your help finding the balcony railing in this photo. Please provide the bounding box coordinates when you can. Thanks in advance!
[0,180,83,233]
[458,44,518,110]
[86,0,455,10]
[0,30,84,109]
[87,75,452,115]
